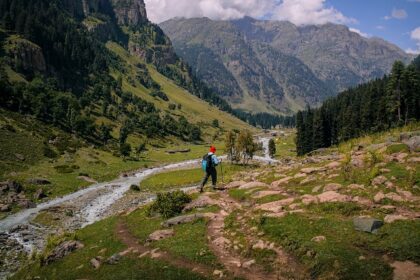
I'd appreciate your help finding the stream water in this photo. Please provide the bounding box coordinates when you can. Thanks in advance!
[0,137,275,279]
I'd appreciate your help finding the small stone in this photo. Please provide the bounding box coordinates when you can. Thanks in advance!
[374,192,385,203]
[385,192,404,202]
[0,204,11,212]
[380,168,391,173]
[301,195,318,205]
[311,236,326,242]
[26,178,51,185]
[213,270,223,278]
[90,257,101,269]
[312,185,322,193]
[224,181,247,189]
[353,217,383,233]
[317,191,351,203]
[348,184,365,190]
[372,176,387,186]
[238,181,269,190]
[147,229,174,241]
[384,215,408,224]
[326,161,341,169]
[106,254,121,265]
[359,256,366,260]
[323,183,342,192]
[242,259,256,268]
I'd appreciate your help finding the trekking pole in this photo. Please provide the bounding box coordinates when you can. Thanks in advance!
[220,160,224,184]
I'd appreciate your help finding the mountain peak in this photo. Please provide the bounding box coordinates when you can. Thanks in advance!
[110,0,148,26]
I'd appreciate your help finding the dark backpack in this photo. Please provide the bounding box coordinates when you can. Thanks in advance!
[202,154,213,171]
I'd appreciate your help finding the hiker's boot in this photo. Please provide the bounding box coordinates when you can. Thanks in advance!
[199,186,204,193]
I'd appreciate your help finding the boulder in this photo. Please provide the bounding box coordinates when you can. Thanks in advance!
[408,157,420,163]
[300,176,316,185]
[224,181,246,189]
[162,213,206,227]
[301,195,318,205]
[0,181,23,193]
[238,182,268,190]
[34,189,47,200]
[384,215,408,224]
[27,178,51,185]
[311,236,326,242]
[255,198,294,212]
[147,229,174,241]
[183,195,218,211]
[317,191,351,203]
[43,241,84,265]
[323,183,342,192]
[18,200,36,209]
[271,177,292,187]
[325,161,341,169]
[106,254,121,265]
[90,257,101,269]
[391,261,420,280]
[352,196,373,207]
[252,190,282,199]
[353,217,383,233]
[242,259,256,269]
[301,167,324,174]
[372,176,387,186]
[312,185,322,193]
[374,192,385,203]
[403,136,420,152]
[385,192,404,202]
[14,153,25,161]
[347,184,365,190]
[0,204,11,212]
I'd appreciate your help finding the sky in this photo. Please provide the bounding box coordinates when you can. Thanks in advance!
[144,0,420,54]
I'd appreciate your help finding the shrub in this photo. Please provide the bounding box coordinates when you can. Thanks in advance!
[130,184,140,191]
[147,190,191,219]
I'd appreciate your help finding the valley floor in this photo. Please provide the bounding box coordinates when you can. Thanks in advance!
[2,126,420,280]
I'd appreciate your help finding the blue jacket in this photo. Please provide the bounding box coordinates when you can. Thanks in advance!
[202,152,219,171]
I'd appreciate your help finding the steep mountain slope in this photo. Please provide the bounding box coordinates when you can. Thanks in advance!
[160,17,413,114]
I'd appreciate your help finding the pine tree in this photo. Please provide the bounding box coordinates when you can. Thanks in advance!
[387,61,405,124]
[268,139,276,158]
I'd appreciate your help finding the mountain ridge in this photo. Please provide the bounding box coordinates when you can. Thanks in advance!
[160,16,413,114]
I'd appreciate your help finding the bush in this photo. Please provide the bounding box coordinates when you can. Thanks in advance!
[130,184,140,191]
[147,190,191,219]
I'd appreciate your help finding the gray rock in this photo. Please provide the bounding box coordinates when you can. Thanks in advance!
[162,213,206,227]
[14,154,25,161]
[106,254,121,265]
[0,181,23,193]
[0,204,10,212]
[403,136,420,152]
[353,217,383,233]
[17,200,36,209]
[27,178,51,185]
[42,240,84,265]
[34,189,47,200]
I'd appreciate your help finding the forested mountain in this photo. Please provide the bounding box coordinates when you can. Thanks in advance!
[296,57,420,155]
[0,0,291,154]
[160,17,413,114]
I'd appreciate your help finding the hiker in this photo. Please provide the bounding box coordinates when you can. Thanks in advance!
[200,146,220,192]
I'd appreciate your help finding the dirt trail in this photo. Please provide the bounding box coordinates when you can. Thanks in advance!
[207,191,307,280]
[115,220,215,278]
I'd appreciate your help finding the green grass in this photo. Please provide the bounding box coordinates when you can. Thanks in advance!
[386,143,409,154]
[12,216,208,280]
[141,164,256,192]
[124,208,219,268]
[274,130,296,158]
[156,218,220,268]
[260,214,393,280]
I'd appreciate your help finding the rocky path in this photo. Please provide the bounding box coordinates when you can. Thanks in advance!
[115,221,214,278]
[207,191,307,280]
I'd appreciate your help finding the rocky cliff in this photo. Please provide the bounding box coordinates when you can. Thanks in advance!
[161,17,413,113]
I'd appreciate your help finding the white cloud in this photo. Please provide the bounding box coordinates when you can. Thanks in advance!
[375,25,385,30]
[406,48,420,54]
[408,26,420,54]
[144,0,275,23]
[271,0,356,25]
[144,0,355,26]
[384,8,407,20]
[349,28,369,38]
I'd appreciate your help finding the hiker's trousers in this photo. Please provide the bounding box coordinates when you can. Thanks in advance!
[201,167,217,187]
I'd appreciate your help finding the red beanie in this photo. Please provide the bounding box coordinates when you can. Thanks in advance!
[210,146,216,153]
